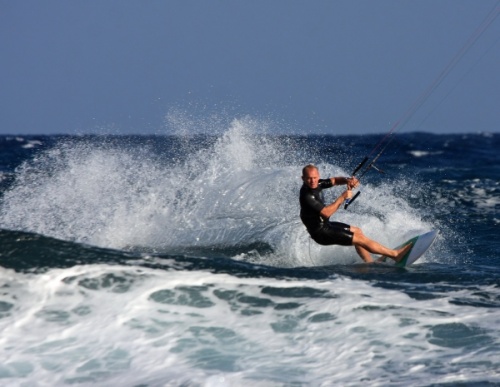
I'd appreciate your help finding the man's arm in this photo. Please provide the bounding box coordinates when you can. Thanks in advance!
[329,176,359,189]
[319,177,359,219]
[319,190,350,219]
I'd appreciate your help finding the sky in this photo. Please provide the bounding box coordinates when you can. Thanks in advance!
[1,0,499,135]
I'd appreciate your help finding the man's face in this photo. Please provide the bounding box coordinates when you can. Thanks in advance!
[302,167,320,189]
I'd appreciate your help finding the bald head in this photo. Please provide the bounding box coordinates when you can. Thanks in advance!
[302,164,318,177]
[302,164,320,189]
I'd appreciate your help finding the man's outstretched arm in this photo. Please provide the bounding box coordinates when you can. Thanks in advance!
[329,176,359,189]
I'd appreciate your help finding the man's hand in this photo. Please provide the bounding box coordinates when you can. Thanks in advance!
[347,177,359,190]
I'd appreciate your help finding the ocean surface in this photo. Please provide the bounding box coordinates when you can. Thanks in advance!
[0,121,498,386]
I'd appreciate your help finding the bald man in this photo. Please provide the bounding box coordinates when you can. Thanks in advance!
[299,164,410,263]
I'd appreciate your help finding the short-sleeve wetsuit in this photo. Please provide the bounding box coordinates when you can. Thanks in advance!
[299,179,354,246]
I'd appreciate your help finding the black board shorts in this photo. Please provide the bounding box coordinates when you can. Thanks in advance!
[310,221,354,246]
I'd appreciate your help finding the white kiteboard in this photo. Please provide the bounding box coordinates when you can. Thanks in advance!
[381,230,438,267]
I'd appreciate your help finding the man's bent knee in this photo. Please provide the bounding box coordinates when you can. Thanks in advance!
[350,226,363,235]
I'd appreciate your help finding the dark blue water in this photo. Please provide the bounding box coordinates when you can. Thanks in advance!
[0,128,498,385]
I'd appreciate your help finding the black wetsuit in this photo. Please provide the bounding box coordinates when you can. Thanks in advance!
[299,179,354,246]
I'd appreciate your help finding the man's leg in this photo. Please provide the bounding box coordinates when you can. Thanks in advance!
[350,226,411,262]
[355,245,374,263]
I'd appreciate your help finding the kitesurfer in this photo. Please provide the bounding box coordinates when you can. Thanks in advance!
[299,164,411,263]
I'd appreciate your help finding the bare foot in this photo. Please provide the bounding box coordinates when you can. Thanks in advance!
[394,243,413,263]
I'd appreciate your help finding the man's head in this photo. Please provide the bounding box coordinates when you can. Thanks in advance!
[302,164,320,189]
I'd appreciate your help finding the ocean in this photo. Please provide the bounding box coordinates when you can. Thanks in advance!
[0,119,498,386]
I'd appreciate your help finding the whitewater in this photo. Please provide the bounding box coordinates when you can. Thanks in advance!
[0,117,498,386]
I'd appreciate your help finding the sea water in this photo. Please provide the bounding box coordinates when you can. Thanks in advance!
[0,118,498,386]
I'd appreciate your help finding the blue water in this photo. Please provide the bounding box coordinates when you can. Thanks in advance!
[0,121,498,385]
